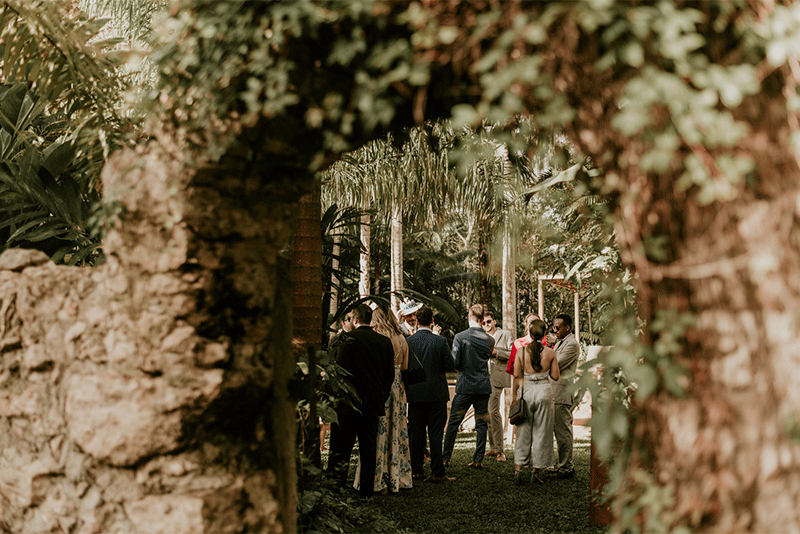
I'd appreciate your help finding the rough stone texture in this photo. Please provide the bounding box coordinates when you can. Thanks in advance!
[0,135,295,533]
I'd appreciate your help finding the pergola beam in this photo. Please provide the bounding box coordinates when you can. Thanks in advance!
[537,274,582,342]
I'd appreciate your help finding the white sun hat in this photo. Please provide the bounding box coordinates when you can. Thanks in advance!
[398,299,422,317]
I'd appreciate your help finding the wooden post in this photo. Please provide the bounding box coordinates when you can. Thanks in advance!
[574,290,580,343]
[538,277,544,320]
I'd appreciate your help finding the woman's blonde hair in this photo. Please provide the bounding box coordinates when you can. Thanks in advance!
[371,308,403,337]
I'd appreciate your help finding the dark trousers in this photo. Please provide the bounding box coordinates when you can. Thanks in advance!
[442,393,490,464]
[327,409,379,497]
[408,401,448,478]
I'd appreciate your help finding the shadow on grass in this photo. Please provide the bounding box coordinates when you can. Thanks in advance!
[327,432,607,534]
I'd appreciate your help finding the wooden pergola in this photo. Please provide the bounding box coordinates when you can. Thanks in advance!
[537,274,583,342]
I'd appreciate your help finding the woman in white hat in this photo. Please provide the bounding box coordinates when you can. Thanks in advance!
[397,299,422,336]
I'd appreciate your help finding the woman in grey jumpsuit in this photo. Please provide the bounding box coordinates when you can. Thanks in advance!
[511,319,560,485]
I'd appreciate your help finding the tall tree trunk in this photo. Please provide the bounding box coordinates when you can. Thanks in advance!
[291,182,323,462]
[600,70,800,532]
[328,233,341,335]
[359,214,371,298]
[292,182,323,351]
[501,219,516,335]
[390,202,403,313]
[477,221,491,308]
[611,172,800,532]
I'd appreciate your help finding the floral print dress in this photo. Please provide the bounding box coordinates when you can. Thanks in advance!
[354,335,413,493]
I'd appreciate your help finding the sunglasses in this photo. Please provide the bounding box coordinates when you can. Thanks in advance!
[482,320,493,325]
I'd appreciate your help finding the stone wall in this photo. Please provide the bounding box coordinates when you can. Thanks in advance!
[0,135,294,533]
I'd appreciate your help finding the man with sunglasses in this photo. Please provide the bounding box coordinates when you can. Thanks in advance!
[481,310,513,462]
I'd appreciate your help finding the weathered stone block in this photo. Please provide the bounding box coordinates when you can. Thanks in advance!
[65,370,223,466]
[124,494,204,534]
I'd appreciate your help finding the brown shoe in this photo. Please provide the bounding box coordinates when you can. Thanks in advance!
[429,474,457,483]
[496,452,507,462]
[467,461,483,470]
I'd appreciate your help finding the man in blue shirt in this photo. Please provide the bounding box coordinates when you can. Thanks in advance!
[441,304,495,469]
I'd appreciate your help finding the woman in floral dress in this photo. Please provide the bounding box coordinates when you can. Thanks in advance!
[353,307,412,493]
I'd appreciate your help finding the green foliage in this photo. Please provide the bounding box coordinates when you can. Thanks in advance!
[295,344,362,430]
[0,1,130,264]
[79,0,167,43]
[149,0,419,164]
[0,0,127,166]
[321,203,367,321]
[296,455,407,534]
[0,83,106,264]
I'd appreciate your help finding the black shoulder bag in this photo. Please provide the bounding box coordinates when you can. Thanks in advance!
[508,344,528,425]
[401,346,427,386]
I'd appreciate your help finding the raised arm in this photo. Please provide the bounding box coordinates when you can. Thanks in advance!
[557,338,580,372]
[494,330,512,361]
[506,341,518,375]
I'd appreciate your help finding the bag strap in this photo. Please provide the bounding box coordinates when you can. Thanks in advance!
[408,345,423,369]
[519,342,525,396]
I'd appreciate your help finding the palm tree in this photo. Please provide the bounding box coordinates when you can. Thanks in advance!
[446,128,516,309]
[78,0,165,44]
[388,124,451,311]
[323,126,451,313]
[322,140,390,300]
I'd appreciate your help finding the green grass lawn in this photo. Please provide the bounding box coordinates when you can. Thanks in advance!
[325,431,608,534]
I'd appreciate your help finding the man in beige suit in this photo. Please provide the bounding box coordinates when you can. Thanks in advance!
[482,310,513,462]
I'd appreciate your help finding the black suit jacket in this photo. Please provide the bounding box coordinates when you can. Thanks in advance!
[334,326,395,417]
[452,326,494,395]
[405,329,454,403]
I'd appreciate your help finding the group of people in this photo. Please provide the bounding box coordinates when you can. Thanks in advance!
[325,299,581,497]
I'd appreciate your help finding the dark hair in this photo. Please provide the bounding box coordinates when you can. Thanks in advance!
[555,313,573,329]
[351,304,372,325]
[417,306,433,326]
[483,310,495,319]
[525,319,547,371]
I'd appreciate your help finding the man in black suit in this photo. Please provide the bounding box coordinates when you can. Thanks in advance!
[327,304,395,497]
[406,306,456,483]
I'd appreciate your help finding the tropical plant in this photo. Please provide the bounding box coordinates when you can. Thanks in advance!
[79,0,166,44]
[323,126,452,313]
[321,203,368,335]
[0,1,130,264]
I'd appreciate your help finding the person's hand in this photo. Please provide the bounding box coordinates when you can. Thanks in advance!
[432,324,442,335]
